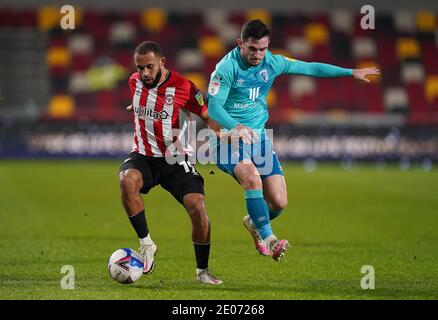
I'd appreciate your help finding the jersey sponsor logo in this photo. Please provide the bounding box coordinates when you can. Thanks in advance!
[237,79,245,84]
[233,102,254,109]
[134,105,169,120]
[195,91,204,106]
[208,80,220,96]
[259,69,269,82]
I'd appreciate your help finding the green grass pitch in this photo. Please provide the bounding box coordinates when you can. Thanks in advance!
[0,160,437,300]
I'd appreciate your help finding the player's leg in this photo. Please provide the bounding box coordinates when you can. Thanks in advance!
[118,154,157,274]
[183,193,222,285]
[160,160,222,285]
[233,160,272,256]
[239,139,289,261]
[263,176,288,221]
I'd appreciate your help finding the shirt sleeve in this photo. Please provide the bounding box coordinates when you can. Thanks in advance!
[128,76,136,96]
[183,80,207,116]
[207,66,239,129]
[272,54,353,77]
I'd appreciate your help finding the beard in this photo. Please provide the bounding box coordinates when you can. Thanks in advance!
[142,68,162,88]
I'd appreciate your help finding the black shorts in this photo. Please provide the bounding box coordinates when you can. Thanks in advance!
[119,152,204,204]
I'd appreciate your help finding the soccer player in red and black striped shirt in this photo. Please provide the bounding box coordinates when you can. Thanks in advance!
[119,41,222,285]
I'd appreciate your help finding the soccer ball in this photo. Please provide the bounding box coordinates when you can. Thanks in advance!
[108,248,144,284]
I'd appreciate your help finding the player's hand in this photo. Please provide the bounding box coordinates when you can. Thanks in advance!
[353,67,380,83]
[229,124,258,144]
[126,104,133,111]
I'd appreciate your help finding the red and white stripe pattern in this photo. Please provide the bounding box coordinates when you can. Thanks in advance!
[129,71,206,157]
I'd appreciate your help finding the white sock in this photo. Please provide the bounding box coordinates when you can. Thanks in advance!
[140,234,153,246]
[196,268,208,276]
[264,235,277,248]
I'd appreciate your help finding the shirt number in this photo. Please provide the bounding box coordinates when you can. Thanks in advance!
[249,87,260,101]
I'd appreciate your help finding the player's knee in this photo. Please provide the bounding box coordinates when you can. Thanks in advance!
[119,170,142,195]
[243,174,262,190]
[271,196,288,212]
[184,194,208,222]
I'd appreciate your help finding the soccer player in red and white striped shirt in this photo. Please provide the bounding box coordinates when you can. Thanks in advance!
[118,41,222,285]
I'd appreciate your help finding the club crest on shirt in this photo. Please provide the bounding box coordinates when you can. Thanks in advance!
[259,69,269,82]
[165,93,174,105]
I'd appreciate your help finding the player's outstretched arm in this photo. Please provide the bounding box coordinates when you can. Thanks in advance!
[352,67,380,83]
[200,110,256,143]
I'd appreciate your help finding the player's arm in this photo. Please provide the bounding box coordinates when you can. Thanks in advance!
[274,55,379,81]
[207,72,256,143]
[184,81,223,137]
[125,76,137,111]
[199,109,225,137]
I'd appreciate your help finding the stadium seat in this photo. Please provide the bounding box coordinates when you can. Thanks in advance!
[286,37,312,58]
[245,9,272,26]
[204,8,228,31]
[69,72,89,93]
[184,72,207,92]
[71,54,94,72]
[304,23,329,46]
[330,10,353,34]
[19,10,36,27]
[267,88,277,108]
[68,34,94,55]
[37,6,59,31]
[48,95,75,118]
[0,8,17,26]
[353,37,377,59]
[396,38,421,61]
[198,35,225,59]
[393,10,416,33]
[47,46,71,68]
[406,83,429,113]
[177,49,205,71]
[425,76,438,103]
[384,87,409,113]
[109,22,136,48]
[216,24,240,45]
[141,8,167,33]
[363,84,385,113]
[416,11,437,33]
[401,62,425,83]
[289,76,316,99]
[421,41,438,74]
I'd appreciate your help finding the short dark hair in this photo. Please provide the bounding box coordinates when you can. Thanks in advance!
[134,41,163,57]
[240,19,270,42]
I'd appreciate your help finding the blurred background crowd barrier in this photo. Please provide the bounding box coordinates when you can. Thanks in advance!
[0,0,437,163]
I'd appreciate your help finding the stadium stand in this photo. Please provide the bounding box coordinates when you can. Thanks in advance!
[0,6,437,125]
